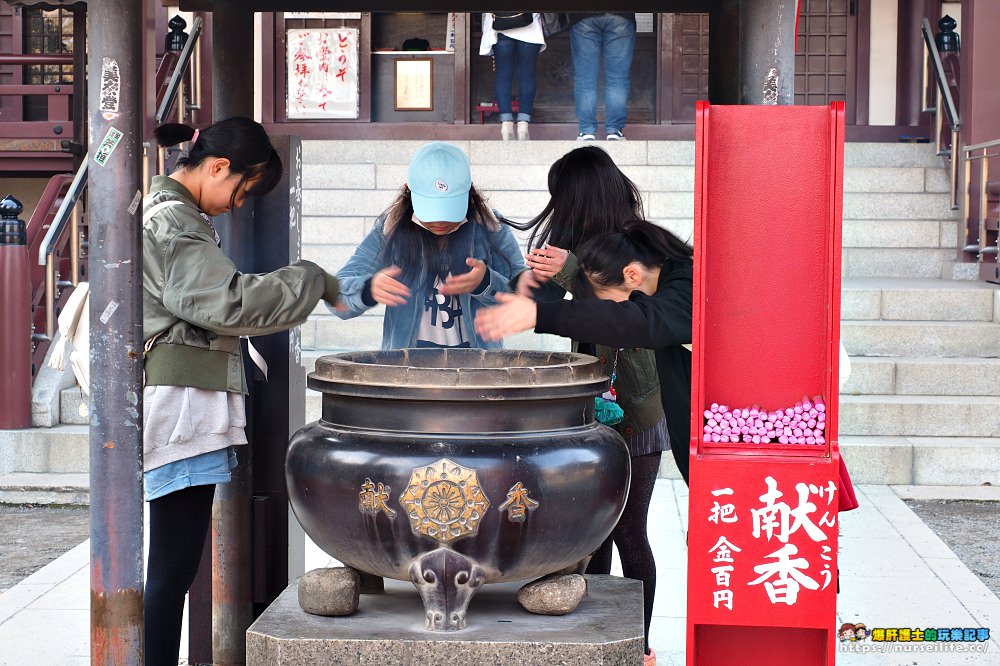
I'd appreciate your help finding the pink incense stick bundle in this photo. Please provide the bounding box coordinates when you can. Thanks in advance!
[703,395,827,445]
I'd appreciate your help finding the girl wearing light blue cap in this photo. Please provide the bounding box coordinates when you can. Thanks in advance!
[334,142,527,349]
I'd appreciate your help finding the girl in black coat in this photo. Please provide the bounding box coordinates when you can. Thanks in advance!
[477,218,693,480]
[477,219,691,666]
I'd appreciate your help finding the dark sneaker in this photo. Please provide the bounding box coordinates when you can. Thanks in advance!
[577,133,596,141]
[606,130,626,141]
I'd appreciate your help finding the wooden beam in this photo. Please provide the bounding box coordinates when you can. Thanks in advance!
[179,1,714,12]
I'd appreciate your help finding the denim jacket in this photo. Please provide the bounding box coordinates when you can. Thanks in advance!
[335,212,527,349]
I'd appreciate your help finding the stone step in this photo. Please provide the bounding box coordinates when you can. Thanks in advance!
[302,140,946,169]
[0,425,88,477]
[59,387,89,426]
[301,230,956,279]
[839,395,1000,438]
[302,226,957,279]
[841,320,1000,358]
[836,435,1000,486]
[843,192,956,221]
[842,247,958,279]
[842,219,956,251]
[844,357,1000,396]
[842,278,997,322]
[654,434,1000,486]
[0,472,89,506]
[306,390,321,423]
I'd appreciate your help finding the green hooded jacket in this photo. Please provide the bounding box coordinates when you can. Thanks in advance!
[142,175,338,393]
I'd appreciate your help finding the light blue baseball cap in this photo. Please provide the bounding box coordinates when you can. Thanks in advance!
[407,142,472,223]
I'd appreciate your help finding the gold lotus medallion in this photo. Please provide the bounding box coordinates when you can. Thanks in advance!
[399,458,490,543]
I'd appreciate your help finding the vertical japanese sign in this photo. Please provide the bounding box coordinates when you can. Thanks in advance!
[690,461,839,623]
[446,13,457,52]
[287,28,359,119]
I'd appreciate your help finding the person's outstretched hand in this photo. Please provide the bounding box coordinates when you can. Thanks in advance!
[525,243,568,281]
[474,292,537,341]
[370,266,411,306]
[514,267,542,298]
[439,258,487,296]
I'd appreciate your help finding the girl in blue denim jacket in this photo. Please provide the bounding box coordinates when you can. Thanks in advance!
[335,142,526,349]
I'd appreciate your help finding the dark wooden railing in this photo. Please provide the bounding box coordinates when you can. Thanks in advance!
[0,54,76,144]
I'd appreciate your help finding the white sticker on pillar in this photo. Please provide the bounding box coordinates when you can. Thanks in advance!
[100,58,121,119]
[99,300,119,324]
[127,189,142,215]
[94,127,123,166]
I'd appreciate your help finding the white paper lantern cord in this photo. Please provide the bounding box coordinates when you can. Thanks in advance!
[703,396,826,445]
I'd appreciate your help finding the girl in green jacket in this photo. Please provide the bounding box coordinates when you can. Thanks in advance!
[142,117,339,666]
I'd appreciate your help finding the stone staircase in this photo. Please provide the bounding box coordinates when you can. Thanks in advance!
[2,140,997,503]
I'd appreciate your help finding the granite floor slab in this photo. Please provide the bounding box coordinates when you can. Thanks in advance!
[0,482,997,665]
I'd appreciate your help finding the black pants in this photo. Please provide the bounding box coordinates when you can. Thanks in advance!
[144,484,215,666]
[586,451,661,652]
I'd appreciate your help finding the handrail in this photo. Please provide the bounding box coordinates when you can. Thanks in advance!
[921,18,959,132]
[961,141,1000,279]
[38,159,87,266]
[35,158,88,341]
[921,17,960,211]
[963,138,1000,153]
[156,16,203,123]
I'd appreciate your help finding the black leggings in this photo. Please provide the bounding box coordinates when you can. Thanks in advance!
[586,451,661,652]
[144,484,215,666]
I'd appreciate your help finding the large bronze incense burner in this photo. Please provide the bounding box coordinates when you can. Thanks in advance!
[286,348,631,631]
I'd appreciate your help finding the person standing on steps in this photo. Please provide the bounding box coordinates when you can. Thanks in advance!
[569,13,636,141]
[480,12,546,141]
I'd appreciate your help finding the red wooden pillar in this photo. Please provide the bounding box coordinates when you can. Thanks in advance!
[687,102,845,666]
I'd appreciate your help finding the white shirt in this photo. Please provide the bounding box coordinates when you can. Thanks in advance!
[416,277,468,348]
[479,13,547,56]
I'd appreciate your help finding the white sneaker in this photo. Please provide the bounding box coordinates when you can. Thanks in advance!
[501,121,515,141]
[577,132,596,141]
[517,121,530,141]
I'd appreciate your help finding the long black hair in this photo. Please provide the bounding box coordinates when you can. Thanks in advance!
[379,184,502,285]
[154,117,282,207]
[575,218,693,293]
[511,146,644,252]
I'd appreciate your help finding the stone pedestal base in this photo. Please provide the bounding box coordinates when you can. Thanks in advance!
[247,574,644,665]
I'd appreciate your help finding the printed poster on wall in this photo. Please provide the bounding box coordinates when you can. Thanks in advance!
[287,28,359,119]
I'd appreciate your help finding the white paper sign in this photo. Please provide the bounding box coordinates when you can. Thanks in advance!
[287,28,360,119]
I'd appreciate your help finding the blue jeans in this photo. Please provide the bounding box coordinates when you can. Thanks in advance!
[493,33,541,122]
[570,14,636,134]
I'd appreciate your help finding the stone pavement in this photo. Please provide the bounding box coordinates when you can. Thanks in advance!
[1,482,997,665]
